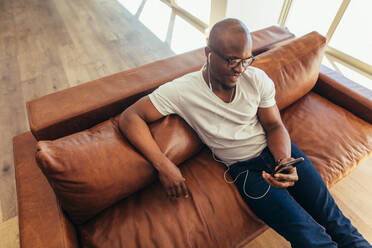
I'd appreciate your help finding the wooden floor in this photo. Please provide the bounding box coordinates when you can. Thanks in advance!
[0,0,371,247]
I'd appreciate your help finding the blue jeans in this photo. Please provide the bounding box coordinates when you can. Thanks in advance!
[228,142,371,248]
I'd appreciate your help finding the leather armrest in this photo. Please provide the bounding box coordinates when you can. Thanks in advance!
[313,65,372,123]
[14,132,79,248]
[27,26,294,141]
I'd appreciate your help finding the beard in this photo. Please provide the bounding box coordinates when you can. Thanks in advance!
[208,65,239,91]
[221,82,236,90]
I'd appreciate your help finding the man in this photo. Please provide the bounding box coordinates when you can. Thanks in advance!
[119,18,370,247]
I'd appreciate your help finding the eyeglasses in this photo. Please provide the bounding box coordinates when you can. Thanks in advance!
[208,46,255,69]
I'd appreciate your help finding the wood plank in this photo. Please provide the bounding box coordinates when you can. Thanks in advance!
[0,203,3,223]
[0,55,26,223]
[0,216,20,248]
[245,228,290,248]
[58,43,91,87]
[330,157,372,240]
[1,0,371,247]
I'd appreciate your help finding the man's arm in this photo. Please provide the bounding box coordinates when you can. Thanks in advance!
[118,96,189,198]
[257,105,298,187]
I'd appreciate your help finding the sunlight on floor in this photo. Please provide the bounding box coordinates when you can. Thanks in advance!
[117,0,207,54]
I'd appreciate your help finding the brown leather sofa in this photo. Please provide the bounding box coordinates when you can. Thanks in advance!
[13,26,372,248]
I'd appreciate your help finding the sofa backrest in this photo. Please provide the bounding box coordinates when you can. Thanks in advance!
[26,26,295,140]
[253,32,326,110]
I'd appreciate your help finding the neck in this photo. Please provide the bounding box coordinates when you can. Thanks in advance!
[203,64,236,93]
[203,64,236,103]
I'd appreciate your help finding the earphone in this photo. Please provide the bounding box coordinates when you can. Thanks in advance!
[204,62,270,200]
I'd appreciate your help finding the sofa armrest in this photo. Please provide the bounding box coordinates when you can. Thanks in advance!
[14,132,79,248]
[27,26,294,141]
[313,65,372,123]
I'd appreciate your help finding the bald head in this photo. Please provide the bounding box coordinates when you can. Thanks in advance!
[208,18,252,50]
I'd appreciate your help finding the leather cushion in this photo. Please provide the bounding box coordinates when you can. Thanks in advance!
[253,31,326,110]
[78,150,267,248]
[282,92,372,187]
[36,115,203,224]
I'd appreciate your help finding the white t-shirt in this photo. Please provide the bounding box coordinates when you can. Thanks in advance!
[149,66,276,165]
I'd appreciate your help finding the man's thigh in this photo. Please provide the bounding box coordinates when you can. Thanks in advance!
[229,167,336,247]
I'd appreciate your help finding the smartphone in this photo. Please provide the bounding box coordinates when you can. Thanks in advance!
[272,157,304,175]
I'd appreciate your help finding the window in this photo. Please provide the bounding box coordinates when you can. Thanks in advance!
[285,0,342,37]
[328,0,372,65]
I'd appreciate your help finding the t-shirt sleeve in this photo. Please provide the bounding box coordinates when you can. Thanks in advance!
[148,81,181,116]
[258,70,276,108]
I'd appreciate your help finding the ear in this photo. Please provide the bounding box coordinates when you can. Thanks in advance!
[204,46,211,59]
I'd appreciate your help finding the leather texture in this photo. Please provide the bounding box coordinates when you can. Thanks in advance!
[251,25,294,55]
[77,149,267,248]
[314,65,372,123]
[14,132,79,248]
[282,92,372,187]
[36,115,203,224]
[27,26,295,141]
[253,31,326,110]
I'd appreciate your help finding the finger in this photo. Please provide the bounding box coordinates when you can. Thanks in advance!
[278,181,295,188]
[262,171,283,187]
[263,171,294,188]
[274,173,298,182]
[272,179,295,188]
[274,158,295,171]
[175,184,182,198]
[274,168,298,182]
[276,166,291,174]
[169,186,177,198]
[180,181,189,198]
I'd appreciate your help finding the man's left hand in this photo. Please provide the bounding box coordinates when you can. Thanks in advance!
[262,158,299,188]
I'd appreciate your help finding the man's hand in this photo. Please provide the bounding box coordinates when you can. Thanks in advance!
[262,158,299,188]
[119,96,190,199]
[157,160,189,199]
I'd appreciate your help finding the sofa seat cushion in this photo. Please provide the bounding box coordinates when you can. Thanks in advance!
[77,150,267,248]
[282,92,372,187]
[36,115,203,224]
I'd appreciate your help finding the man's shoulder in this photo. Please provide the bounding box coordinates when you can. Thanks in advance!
[166,70,203,90]
[174,70,202,83]
[243,66,267,80]
[243,67,273,86]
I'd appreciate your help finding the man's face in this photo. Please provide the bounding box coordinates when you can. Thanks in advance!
[208,34,253,89]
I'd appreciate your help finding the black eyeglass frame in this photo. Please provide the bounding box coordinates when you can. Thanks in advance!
[208,45,255,68]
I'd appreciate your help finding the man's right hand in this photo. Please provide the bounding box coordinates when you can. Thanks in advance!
[118,96,190,199]
[157,161,189,199]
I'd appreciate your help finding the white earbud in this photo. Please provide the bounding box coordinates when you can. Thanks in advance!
[208,53,211,63]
